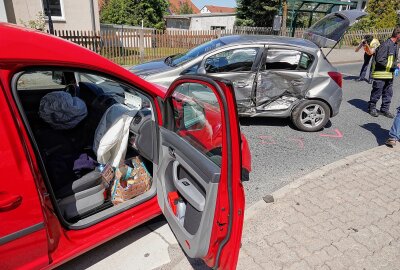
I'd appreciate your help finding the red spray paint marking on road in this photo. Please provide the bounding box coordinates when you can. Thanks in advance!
[288,138,305,149]
[320,128,343,138]
[259,136,276,145]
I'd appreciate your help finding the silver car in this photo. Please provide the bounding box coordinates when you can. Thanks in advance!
[130,10,366,131]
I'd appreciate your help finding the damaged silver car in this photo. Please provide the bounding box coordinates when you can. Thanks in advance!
[130,10,366,131]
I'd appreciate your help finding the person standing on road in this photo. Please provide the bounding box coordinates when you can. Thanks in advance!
[368,27,400,118]
[385,67,400,146]
[355,34,380,83]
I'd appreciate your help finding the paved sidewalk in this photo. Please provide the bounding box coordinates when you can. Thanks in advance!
[160,145,400,270]
[237,145,400,270]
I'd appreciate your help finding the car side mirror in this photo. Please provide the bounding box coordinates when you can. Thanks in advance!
[197,67,206,75]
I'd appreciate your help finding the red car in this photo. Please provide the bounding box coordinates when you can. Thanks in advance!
[0,23,250,270]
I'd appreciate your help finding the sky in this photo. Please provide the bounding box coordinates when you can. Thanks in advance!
[192,0,237,8]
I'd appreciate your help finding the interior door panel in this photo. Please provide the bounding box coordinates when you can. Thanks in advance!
[157,127,220,255]
[157,75,245,269]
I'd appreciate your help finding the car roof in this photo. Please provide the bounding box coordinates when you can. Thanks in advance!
[0,23,165,97]
[219,35,319,50]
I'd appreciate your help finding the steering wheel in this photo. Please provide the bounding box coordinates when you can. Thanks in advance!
[205,58,217,73]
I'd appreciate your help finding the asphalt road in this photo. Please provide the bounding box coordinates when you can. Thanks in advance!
[242,62,400,205]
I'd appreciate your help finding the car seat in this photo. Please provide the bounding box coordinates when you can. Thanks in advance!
[33,84,119,221]
[57,103,138,221]
[57,170,106,220]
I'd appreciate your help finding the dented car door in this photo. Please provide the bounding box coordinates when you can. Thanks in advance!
[254,46,315,111]
[201,45,263,113]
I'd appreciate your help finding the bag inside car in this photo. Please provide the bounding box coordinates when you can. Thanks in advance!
[15,70,157,225]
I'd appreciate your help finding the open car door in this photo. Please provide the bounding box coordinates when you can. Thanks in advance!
[156,75,245,269]
[303,10,367,50]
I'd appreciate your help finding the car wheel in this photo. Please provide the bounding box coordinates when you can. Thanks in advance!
[292,100,330,132]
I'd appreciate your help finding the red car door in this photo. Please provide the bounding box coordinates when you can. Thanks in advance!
[0,81,49,270]
[156,75,245,269]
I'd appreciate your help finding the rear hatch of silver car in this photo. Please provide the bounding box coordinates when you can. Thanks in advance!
[303,10,367,54]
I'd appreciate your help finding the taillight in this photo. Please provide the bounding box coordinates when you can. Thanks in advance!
[328,71,343,88]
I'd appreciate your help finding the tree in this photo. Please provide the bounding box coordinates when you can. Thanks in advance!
[236,0,280,27]
[354,0,398,30]
[19,12,46,31]
[178,1,194,14]
[100,0,169,29]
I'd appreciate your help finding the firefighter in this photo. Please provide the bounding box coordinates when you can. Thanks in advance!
[368,27,400,118]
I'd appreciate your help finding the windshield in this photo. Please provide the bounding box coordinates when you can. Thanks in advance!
[169,39,225,66]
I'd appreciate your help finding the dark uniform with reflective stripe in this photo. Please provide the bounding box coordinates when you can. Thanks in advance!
[368,38,399,113]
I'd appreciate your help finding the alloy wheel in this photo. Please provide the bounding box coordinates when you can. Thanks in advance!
[300,104,325,128]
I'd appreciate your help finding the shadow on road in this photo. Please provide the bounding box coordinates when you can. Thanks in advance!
[360,123,389,145]
[348,98,369,113]
[343,75,359,81]
[239,117,290,127]
[239,117,332,130]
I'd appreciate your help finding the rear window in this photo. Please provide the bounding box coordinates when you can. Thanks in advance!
[307,14,349,41]
[18,71,65,90]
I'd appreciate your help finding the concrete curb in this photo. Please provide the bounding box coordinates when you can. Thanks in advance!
[243,145,390,222]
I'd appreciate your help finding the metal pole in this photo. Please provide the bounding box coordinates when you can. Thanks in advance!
[282,0,287,35]
[89,0,96,32]
[122,24,126,65]
[44,0,54,34]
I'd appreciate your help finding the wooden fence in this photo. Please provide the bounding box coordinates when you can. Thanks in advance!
[51,27,393,66]
[340,28,394,46]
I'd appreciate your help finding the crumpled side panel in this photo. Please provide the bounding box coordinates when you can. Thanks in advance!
[255,71,305,107]
[233,74,256,113]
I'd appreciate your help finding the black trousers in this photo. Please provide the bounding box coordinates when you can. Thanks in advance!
[368,79,394,112]
[359,53,372,80]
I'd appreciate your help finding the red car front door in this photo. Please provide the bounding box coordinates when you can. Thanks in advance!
[0,81,49,270]
[156,75,245,269]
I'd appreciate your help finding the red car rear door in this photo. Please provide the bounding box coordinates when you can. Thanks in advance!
[156,75,245,269]
[0,81,49,270]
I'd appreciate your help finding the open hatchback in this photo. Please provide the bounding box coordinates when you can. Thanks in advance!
[303,10,367,52]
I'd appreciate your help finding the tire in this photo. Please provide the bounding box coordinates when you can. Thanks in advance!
[291,100,331,132]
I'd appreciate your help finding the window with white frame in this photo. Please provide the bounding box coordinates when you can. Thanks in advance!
[42,0,64,20]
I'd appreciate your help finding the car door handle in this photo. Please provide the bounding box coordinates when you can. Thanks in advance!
[0,192,22,212]
[235,81,249,88]
[172,161,205,212]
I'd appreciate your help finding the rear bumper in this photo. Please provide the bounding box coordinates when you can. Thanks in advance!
[327,86,343,117]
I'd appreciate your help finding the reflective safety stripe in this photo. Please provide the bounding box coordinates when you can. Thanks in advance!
[386,55,394,72]
[372,54,395,79]
[372,71,393,79]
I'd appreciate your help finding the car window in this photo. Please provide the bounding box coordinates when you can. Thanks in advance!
[263,49,313,71]
[205,48,259,73]
[16,70,151,111]
[171,82,222,166]
[171,39,225,67]
[307,14,349,41]
[17,71,66,90]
